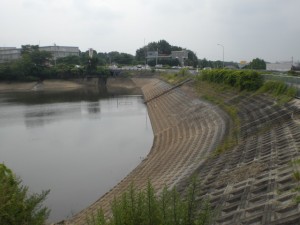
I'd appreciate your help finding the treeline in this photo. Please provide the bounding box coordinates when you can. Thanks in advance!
[136,40,198,67]
[0,45,110,81]
[0,41,268,81]
[86,180,212,225]
[198,58,266,70]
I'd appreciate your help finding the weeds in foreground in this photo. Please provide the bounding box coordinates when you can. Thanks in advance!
[0,163,50,225]
[86,179,212,225]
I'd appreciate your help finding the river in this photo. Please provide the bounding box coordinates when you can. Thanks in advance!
[0,85,153,222]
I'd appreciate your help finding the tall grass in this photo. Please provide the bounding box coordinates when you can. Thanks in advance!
[86,180,212,225]
[161,68,192,85]
[257,80,297,103]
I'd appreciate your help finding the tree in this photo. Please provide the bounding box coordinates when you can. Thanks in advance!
[135,40,172,62]
[102,51,135,66]
[157,40,172,55]
[80,50,99,74]
[135,47,146,62]
[19,45,53,79]
[247,58,266,70]
[56,55,80,65]
[0,163,50,225]
[185,50,198,68]
[21,45,39,55]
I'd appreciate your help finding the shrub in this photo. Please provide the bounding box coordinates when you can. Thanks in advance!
[0,163,50,225]
[87,179,212,225]
[258,80,297,102]
[201,69,263,91]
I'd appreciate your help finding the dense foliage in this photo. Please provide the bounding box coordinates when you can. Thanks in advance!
[86,180,212,225]
[198,58,239,69]
[258,80,297,102]
[0,46,111,81]
[135,40,198,67]
[201,69,264,91]
[0,42,269,81]
[0,163,50,225]
[244,58,266,70]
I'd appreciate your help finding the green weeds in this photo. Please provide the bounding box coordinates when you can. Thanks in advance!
[257,80,297,104]
[201,69,264,91]
[289,159,300,203]
[161,68,192,85]
[86,179,212,225]
[0,163,50,225]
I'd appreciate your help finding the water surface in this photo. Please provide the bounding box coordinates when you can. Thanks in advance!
[0,87,153,222]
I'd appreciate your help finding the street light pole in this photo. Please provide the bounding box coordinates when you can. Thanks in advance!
[217,44,224,68]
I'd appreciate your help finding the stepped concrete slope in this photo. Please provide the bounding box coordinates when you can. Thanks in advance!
[176,89,300,225]
[65,78,228,225]
[65,78,300,225]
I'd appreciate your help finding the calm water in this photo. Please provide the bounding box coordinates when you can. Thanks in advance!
[0,87,153,222]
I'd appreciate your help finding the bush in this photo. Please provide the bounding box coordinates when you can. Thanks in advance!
[0,163,50,225]
[201,69,263,91]
[86,180,212,225]
[161,71,191,85]
[258,80,297,103]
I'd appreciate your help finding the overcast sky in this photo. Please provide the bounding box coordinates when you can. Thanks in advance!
[1,0,300,63]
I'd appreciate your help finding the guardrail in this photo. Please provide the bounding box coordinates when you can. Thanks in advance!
[262,74,300,98]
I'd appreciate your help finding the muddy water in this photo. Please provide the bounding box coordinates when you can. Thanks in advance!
[0,87,153,222]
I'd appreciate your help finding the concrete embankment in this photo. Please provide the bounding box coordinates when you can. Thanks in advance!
[65,78,229,225]
[65,77,300,225]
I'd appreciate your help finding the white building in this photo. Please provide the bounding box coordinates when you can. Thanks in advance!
[0,45,80,63]
[266,62,292,72]
[39,46,79,59]
[0,47,21,63]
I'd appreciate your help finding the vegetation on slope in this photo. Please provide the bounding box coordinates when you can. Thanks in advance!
[257,80,297,103]
[160,68,192,85]
[0,163,50,225]
[201,69,264,91]
[188,69,295,154]
[86,180,212,225]
[194,75,241,154]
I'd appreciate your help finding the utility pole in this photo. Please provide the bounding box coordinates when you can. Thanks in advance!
[156,48,158,66]
[144,38,147,68]
[217,44,224,68]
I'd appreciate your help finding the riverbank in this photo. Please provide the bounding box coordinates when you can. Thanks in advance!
[65,78,228,225]
[0,80,83,92]
[63,76,300,225]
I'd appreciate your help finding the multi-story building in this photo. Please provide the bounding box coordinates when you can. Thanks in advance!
[39,45,80,59]
[266,61,292,72]
[0,47,21,63]
[0,45,80,63]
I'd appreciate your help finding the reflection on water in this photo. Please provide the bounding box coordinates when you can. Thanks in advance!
[0,87,153,222]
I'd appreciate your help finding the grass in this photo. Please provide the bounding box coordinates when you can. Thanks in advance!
[256,80,297,104]
[289,158,300,203]
[160,70,297,156]
[86,180,212,225]
[160,68,192,85]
